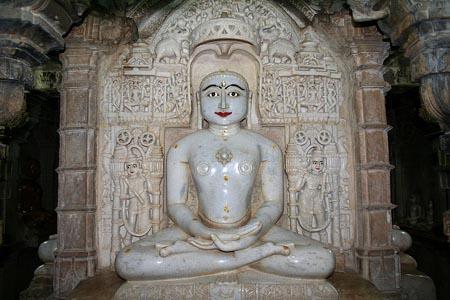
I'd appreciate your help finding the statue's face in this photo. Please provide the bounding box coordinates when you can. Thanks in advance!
[311,158,324,173]
[125,162,140,176]
[199,72,249,126]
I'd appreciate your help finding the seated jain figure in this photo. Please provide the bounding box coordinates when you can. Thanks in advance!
[115,71,335,280]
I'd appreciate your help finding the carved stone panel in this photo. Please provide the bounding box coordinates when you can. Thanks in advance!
[96,0,356,271]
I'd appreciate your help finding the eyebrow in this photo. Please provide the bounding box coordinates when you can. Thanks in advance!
[202,83,246,91]
[202,84,220,91]
[225,84,245,90]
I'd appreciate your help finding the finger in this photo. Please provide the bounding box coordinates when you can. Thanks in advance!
[189,240,215,250]
[187,237,216,250]
[215,232,240,241]
[211,234,240,252]
[237,221,262,237]
[187,237,212,246]
[238,221,262,235]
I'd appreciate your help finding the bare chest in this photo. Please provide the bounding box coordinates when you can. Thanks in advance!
[189,142,260,180]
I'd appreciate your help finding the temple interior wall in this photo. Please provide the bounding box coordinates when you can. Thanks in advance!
[94,0,361,272]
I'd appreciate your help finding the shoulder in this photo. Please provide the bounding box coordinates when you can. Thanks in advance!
[241,130,282,158]
[167,130,208,158]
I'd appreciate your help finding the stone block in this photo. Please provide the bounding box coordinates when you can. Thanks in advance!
[360,169,391,206]
[60,130,88,167]
[355,69,386,89]
[62,49,95,68]
[57,211,95,249]
[358,130,389,165]
[356,248,399,291]
[355,89,387,126]
[114,269,339,300]
[368,211,391,247]
[63,88,89,126]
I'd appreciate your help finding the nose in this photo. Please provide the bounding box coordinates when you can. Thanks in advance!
[219,90,229,110]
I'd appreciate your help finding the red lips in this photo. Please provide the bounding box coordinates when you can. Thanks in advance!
[215,112,232,118]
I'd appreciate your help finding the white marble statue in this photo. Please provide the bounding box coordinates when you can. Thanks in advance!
[115,71,335,280]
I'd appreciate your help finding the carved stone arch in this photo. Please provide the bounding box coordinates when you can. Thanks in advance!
[53,3,400,295]
[97,0,357,274]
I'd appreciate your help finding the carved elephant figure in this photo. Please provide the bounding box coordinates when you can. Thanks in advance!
[155,38,182,63]
[268,38,296,64]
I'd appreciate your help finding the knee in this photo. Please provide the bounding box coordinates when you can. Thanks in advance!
[115,245,161,281]
[290,245,335,279]
[115,246,138,280]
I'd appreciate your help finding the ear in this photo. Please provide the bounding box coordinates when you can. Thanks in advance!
[196,91,202,130]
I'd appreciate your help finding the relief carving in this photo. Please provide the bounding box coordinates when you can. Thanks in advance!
[260,30,342,124]
[104,71,190,125]
[108,128,163,264]
[98,0,353,269]
[286,125,351,248]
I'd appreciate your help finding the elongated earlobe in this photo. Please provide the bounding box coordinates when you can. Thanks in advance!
[196,91,202,129]
[247,91,253,129]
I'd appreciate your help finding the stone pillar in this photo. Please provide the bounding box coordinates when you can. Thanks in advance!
[54,15,136,297]
[351,29,400,294]
[0,0,86,247]
[54,39,99,298]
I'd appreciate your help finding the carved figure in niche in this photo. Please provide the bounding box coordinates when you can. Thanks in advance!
[407,193,422,225]
[293,149,330,241]
[120,152,152,238]
[155,38,182,63]
[267,38,296,64]
[115,71,335,280]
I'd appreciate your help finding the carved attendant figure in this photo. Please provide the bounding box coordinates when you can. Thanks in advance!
[120,153,152,237]
[294,149,330,240]
[115,71,335,280]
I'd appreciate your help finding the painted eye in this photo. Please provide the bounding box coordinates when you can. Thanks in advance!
[228,91,239,97]
[207,91,219,97]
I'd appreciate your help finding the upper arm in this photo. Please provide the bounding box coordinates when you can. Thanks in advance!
[166,140,190,206]
[260,140,283,204]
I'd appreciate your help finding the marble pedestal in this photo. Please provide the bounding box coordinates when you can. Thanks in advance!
[114,268,338,300]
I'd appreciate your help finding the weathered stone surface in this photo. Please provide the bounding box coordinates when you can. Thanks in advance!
[329,271,383,300]
[53,14,137,298]
[114,270,339,300]
[347,0,389,22]
[390,227,437,299]
[377,1,450,139]
[0,0,87,127]
[20,236,58,300]
[67,270,384,300]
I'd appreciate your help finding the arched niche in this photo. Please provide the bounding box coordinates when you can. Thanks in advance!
[96,0,357,272]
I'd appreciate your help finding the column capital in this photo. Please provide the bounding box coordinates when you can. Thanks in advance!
[0,0,88,127]
[377,1,450,130]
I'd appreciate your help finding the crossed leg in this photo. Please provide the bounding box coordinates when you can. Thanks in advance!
[115,226,334,281]
[250,225,335,278]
